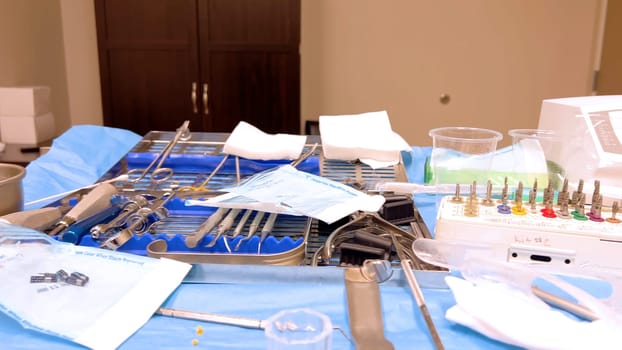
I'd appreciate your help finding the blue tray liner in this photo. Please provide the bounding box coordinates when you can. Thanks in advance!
[78,234,304,256]
[165,196,217,216]
[124,153,320,175]
[71,197,305,256]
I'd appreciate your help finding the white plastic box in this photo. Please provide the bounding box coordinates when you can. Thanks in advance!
[537,95,622,203]
[0,86,51,116]
[0,113,56,145]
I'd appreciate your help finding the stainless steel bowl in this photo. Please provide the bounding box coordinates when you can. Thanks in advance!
[0,163,25,215]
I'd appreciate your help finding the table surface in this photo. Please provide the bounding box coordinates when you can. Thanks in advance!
[1,137,528,349]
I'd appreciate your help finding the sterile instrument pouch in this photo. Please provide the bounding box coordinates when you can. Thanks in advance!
[186,164,386,224]
[0,222,191,350]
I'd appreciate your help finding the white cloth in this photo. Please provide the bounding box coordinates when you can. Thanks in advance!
[445,275,622,350]
[223,121,307,160]
[319,111,411,169]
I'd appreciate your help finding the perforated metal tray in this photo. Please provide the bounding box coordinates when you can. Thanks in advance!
[81,131,416,266]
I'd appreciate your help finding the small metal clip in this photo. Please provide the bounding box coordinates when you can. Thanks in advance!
[30,273,58,283]
[56,269,69,282]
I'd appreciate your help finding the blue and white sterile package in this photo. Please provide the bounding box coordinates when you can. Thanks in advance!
[0,223,191,350]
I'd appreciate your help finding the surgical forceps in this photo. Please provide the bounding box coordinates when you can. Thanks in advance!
[183,153,234,248]
[125,120,191,186]
[177,153,230,192]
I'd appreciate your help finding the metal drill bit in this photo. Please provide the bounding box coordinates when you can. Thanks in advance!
[512,182,526,215]
[481,180,495,206]
[572,193,588,220]
[588,193,604,222]
[498,177,509,204]
[557,190,571,219]
[450,183,463,203]
[532,178,538,195]
[529,189,538,213]
[514,182,524,205]
[543,181,554,207]
[592,179,601,201]
[499,181,508,205]
[571,179,584,204]
[464,181,479,217]
[557,178,569,206]
[607,201,621,223]
[590,192,602,216]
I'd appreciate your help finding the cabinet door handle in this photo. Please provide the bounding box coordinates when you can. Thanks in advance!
[191,82,198,114]
[202,83,209,115]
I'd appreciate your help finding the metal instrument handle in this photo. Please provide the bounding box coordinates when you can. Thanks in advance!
[191,82,198,114]
[344,267,395,350]
[203,83,209,115]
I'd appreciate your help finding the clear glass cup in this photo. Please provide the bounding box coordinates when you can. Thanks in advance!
[427,127,502,186]
[265,308,332,350]
[508,129,564,190]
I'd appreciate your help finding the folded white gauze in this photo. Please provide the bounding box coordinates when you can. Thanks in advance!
[223,121,307,160]
[319,111,411,169]
[445,276,622,350]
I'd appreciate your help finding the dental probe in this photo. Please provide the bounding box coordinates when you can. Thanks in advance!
[185,207,229,248]
[234,211,265,251]
[389,231,444,350]
[230,209,252,239]
[157,307,264,329]
[47,183,118,237]
[205,208,241,248]
[156,307,352,342]
[257,212,278,253]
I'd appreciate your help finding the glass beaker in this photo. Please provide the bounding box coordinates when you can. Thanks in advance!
[428,127,502,186]
[508,129,564,190]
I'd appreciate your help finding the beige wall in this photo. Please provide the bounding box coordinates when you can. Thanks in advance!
[0,0,102,137]
[0,0,608,146]
[0,0,70,136]
[301,0,603,147]
[59,0,103,127]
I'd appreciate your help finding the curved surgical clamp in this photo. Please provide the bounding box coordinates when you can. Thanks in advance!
[126,120,191,185]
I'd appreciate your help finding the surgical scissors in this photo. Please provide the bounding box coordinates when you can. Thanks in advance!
[126,120,191,186]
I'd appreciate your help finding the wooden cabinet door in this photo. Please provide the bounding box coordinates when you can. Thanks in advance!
[95,0,202,136]
[197,0,300,134]
[96,0,300,136]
